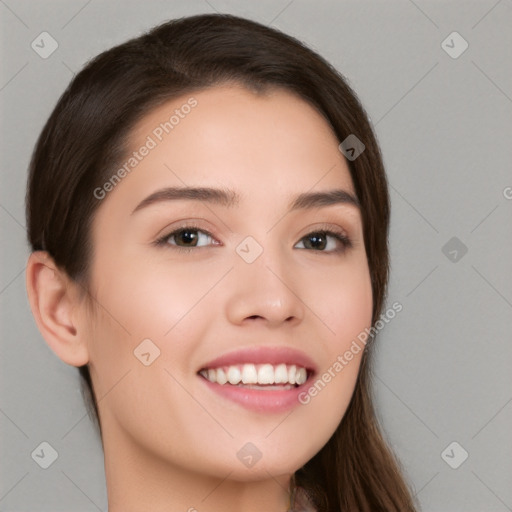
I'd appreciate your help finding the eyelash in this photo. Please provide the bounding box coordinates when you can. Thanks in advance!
[154,223,353,254]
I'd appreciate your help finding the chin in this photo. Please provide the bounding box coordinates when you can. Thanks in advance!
[215,446,316,482]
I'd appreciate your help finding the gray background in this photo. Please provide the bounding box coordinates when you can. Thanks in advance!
[1,0,511,511]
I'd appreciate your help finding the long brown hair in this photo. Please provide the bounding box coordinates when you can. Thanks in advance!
[26,13,417,511]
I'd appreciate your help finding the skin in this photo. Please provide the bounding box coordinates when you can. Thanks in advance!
[26,84,373,512]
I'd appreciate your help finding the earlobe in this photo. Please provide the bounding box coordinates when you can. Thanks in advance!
[25,251,89,367]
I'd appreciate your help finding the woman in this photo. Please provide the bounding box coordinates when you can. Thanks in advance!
[25,13,417,512]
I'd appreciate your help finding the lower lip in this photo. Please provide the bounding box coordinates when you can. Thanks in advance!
[199,375,310,413]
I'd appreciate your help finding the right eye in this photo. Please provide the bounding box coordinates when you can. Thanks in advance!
[154,225,219,252]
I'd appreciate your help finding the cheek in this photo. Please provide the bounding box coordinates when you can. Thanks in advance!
[85,262,223,457]
[85,252,225,416]
[294,257,372,441]
[310,254,373,343]
[90,249,225,343]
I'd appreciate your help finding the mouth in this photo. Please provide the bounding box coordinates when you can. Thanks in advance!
[196,347,316,413]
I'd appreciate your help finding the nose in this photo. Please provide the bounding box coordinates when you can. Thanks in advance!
[224,245,305,328]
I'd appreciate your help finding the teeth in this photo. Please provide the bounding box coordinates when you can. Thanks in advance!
[216,368,228,385]
[274,363,288,384]
[241,364,258,384]
[200,363,309,386]
[227,366,242,385]
[288,364,296,385]
[295,367,307,385]
[258,364,274,384]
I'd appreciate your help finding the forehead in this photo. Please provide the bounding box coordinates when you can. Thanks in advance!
[107,84,355,210]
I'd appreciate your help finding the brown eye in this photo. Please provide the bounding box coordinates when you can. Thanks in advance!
[155,225,217,252]
[295,230,352,253]
[172,229,201,247]
[303,232,328,250]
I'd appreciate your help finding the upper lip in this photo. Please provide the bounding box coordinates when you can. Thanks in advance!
[198,346,318,374]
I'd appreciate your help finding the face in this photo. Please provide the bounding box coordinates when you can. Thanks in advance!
[84,84,373,481]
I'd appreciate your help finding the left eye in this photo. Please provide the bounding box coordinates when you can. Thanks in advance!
[294,230,351,252]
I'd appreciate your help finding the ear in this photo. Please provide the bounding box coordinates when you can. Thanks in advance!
[25,251,89,367]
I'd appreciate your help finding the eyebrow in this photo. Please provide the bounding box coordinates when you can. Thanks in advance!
[131,186,360,215]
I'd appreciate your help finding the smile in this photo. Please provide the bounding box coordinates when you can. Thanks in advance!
[197,346,316,412]
[199,363,309,387]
